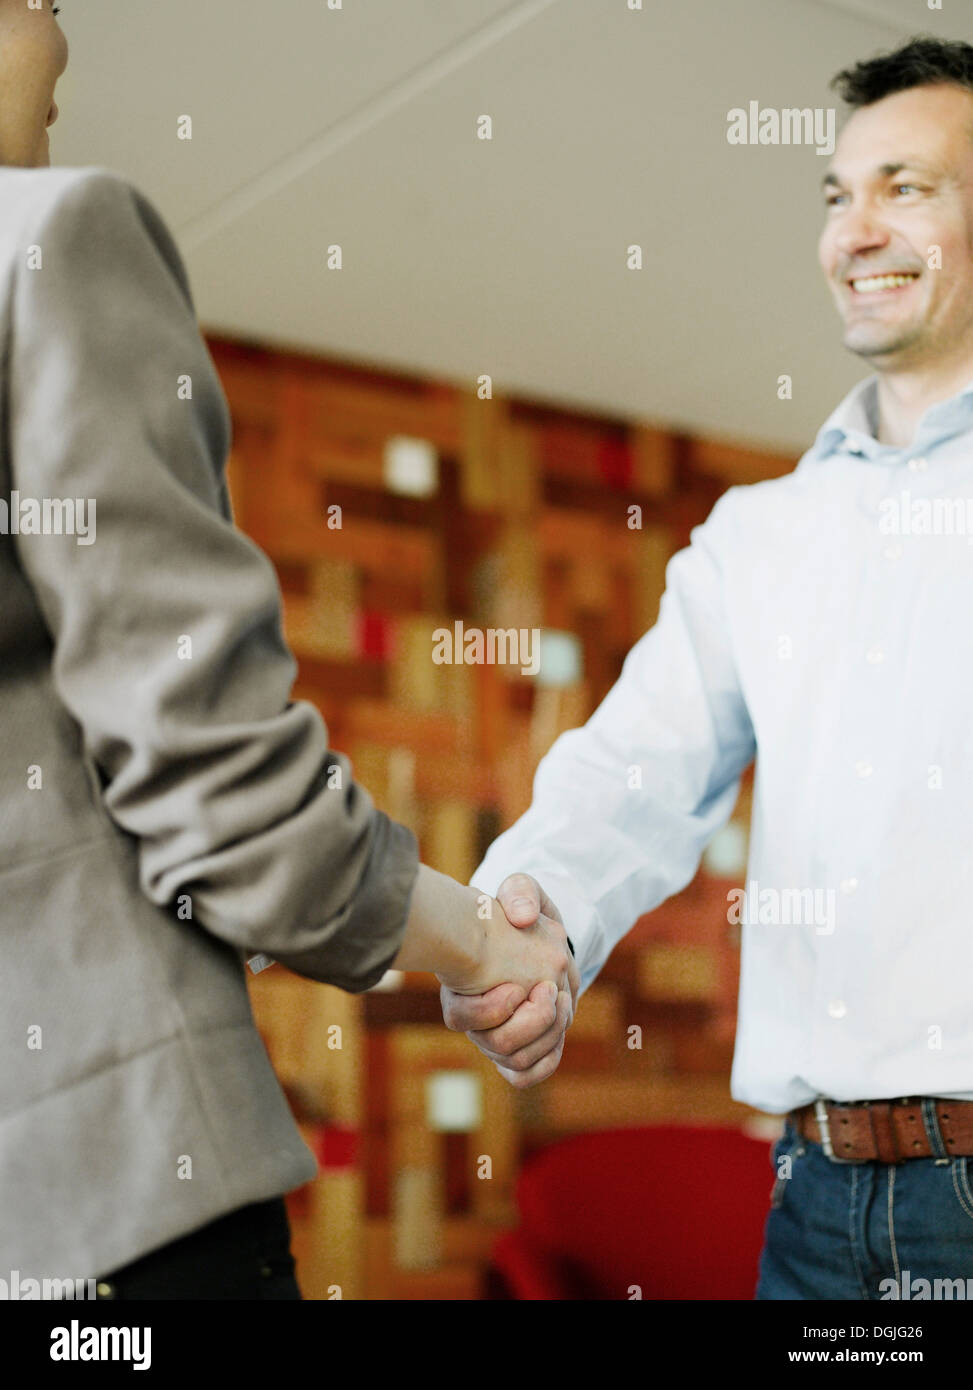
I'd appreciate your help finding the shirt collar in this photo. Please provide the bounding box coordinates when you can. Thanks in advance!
[807,373,973,462]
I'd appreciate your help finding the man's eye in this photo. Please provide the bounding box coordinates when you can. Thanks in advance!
[826,184,922,208]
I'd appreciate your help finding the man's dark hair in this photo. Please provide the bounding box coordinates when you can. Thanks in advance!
[831,34,973,109]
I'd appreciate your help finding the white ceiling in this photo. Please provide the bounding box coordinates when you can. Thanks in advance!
[48,0,973,456]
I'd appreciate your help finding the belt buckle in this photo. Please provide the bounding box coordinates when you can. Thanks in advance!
[814,1099,836,1157]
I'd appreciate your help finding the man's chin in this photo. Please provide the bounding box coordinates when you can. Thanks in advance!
[841,325,922,363]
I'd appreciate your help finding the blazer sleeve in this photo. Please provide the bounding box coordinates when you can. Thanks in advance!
[5,168,420,992]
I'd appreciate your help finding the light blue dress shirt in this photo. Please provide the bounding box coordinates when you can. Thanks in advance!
[471,373,973,1113]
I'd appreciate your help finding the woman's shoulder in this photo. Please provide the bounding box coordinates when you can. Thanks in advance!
[0,164,165,245]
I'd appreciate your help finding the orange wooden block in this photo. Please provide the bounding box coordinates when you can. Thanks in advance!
[342,700,463,757]
[306,381,463,454]
[630,422,678,496]
[686,435,798,485]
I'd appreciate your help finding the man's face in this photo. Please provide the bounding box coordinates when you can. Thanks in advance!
[818,83,973,370]
[0,0,68,168]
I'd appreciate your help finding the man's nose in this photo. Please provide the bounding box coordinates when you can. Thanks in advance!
[832,205,890,257]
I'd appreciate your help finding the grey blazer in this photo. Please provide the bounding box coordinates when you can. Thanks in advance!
[0,165,420,1282]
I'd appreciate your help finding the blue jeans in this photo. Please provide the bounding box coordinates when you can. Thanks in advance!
[756,1102,973,1300]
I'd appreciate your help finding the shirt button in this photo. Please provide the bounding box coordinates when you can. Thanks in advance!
[840,877,858,894]
[883,542,902,560]
[855,761,873,778]
[828,1000,848,1019]
[865,646,884,664]
[908,456,928,471]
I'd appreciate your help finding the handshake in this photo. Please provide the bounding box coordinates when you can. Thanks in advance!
[394,867,580,1089]
[440,872,580,1089]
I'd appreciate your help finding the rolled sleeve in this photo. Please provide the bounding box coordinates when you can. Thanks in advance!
[471,489,756,994]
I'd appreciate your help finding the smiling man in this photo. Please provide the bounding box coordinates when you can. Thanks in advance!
[820,74,973,447]
[442,35,973,1300]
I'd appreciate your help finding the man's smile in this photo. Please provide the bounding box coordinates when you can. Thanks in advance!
[845,271,921,297]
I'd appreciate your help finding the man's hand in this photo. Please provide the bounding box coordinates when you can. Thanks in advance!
[439,874,579,1088]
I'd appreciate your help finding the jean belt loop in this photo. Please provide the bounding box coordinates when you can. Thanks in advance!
[920,1096,950,1162]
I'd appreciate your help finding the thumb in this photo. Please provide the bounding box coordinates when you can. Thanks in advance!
[496,872,542,928]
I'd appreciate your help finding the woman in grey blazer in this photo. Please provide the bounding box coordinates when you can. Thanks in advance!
[0,1,577,1298]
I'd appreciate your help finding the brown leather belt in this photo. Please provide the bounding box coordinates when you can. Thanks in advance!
[788,1098,973,1164]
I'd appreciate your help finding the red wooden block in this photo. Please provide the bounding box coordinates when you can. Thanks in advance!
[597,437,633,490]
[356,611,396,662]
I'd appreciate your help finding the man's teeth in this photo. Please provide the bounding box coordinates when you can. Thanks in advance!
[851,273,918,293]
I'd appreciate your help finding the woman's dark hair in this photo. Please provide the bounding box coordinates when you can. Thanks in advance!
[831,35,973,110]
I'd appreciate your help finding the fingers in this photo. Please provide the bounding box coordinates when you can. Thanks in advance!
[464,977,557,1053]
[494,1026,568,1090]
[473,982,573,1075]
[439,979,528,1032]
[476,981,567,1064]
[495,872,542,928]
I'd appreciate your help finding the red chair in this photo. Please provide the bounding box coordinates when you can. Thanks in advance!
[488,1124,775,1299]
